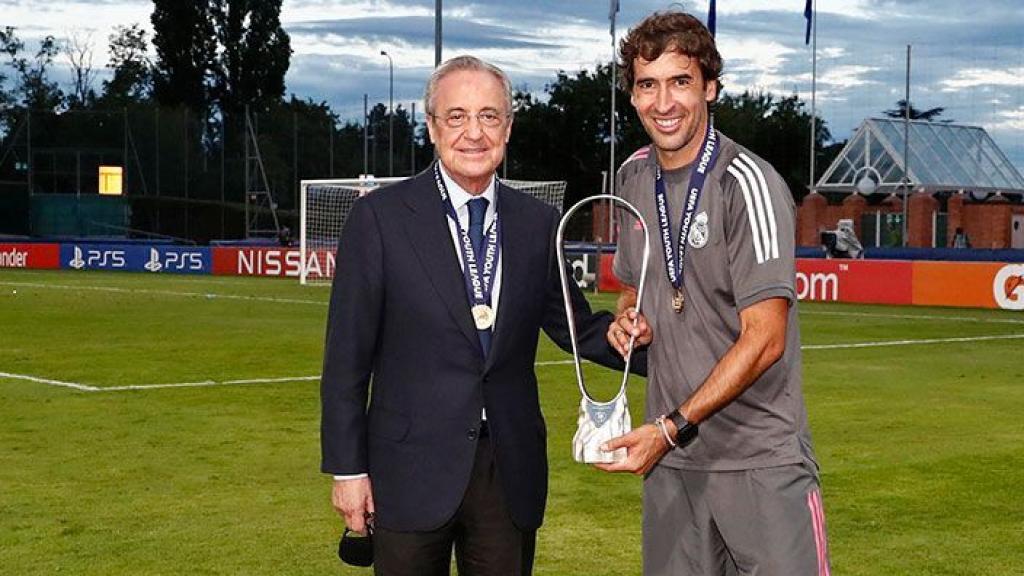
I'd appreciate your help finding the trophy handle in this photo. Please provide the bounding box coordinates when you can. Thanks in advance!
[555,194,651,406]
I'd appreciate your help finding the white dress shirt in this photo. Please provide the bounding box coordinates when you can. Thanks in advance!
[334,163,503,482]
[438,161,504,313]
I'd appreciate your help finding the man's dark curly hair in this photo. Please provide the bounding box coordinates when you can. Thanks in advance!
[617,11,723,97]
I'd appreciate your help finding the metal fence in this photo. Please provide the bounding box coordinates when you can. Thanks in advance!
[0,103,427,242]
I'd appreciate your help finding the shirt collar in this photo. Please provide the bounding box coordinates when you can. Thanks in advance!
[437,161,496,212]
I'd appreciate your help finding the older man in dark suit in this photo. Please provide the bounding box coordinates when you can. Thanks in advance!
[320,55,647,576]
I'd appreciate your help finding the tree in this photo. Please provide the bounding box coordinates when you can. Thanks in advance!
[100,24,152,105]
[151,0,216,111]
[507,64,628,208]
[63,30,97,108]
[0,49,12,132]
[506,64,833,217]
[884,99,949,122]
[0,26,64,111]
[210,0,291,114]
[714,91,831,197]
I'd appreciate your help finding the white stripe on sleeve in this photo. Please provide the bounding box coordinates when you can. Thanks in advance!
[738,153,779,260]
[726,163,766,264]
[733,157,773,262]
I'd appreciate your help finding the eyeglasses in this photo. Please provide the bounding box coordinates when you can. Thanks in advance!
[431,110,509,129]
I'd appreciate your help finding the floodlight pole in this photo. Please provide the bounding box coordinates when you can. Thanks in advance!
[363,93,369,176]
[435,0,442,66]
[411,102,416,175]
[608,0,619,243]
[123,107,129,194]
[808,0,817,196]
[609,7,616,200]
[902,44,911,247]
[381,50,394,177]
[26,110,32,196]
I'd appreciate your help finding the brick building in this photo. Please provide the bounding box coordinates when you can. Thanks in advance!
[800,118,1024,250]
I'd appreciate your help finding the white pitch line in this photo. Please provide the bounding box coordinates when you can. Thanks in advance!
[0,281,327,306]
[0,371,99,391]
[8,279,1021,320]
[802,309,1024,325]
[97,375,320,392]
[802,333,1024,350]
[224,376,321,384]
[4,333,1023,393]
[1,270,252,287]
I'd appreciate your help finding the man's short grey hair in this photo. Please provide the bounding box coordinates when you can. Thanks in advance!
[424,55,514,116]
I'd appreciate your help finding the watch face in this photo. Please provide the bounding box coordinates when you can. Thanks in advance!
[676,424,692,440]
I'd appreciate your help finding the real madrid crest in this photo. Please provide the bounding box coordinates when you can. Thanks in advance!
[688,211,709,249]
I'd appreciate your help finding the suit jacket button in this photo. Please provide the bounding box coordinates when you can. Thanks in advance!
[467,428,478,441]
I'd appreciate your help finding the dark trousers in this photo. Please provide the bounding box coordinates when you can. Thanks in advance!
[373,431,536,576]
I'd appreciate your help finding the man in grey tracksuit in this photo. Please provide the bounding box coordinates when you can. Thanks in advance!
[600,11,831,576]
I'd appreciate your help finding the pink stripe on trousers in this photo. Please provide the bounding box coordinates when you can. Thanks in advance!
[806,489,831,576]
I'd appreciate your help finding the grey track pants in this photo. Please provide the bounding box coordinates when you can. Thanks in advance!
[642,462,830,576]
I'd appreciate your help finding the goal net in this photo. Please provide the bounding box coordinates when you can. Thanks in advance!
[299,175,567,285]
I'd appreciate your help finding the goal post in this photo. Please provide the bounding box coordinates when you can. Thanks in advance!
[500,179,567,214]
[299,175,567,285]
[299,176,405,285]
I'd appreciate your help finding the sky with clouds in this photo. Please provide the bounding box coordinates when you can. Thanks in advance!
[2,0,1023,172]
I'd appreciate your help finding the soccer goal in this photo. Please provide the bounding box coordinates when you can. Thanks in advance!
[299,175,567,285]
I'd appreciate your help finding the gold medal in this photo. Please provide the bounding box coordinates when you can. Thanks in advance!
[672,289,684,313]
[471,304,495,330]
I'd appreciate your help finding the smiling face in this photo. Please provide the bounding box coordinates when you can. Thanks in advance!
[630,49,718,170]
[426,69,512,195]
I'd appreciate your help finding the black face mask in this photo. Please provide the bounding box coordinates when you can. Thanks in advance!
[338,526,374,567]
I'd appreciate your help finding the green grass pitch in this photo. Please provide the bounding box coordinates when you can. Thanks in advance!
[2,269,1023,575]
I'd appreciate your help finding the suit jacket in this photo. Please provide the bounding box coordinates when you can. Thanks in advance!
[320,165,643,532]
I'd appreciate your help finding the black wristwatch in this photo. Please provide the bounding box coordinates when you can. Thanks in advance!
[666,410,698,447]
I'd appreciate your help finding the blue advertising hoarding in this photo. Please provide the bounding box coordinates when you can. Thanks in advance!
[60,244,212,274]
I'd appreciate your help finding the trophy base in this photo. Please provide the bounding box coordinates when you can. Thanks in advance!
[574,444,627,464]
[572,395,632,464]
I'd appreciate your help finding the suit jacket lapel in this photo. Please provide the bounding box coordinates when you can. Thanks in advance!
[401,169,482,353]
[486,184,528,369]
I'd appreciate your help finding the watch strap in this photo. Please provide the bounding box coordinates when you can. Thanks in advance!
[666,410,698,447]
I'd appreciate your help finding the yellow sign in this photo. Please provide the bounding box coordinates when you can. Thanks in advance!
[99,166,123,196]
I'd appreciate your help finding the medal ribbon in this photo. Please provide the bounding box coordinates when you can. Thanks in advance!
[433,162,501,310]
[654,121,720,293]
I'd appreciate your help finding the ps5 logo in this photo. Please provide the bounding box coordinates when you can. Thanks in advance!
[144,248,163,272]
[69,246,126,269]
[144,248,204,272]
[69,246,86,269]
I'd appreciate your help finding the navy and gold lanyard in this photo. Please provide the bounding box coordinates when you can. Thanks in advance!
[433,162,501,329]
[653,121,720,312]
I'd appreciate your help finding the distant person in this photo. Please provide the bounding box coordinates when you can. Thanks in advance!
[601,11,830,576]
[824,219,863,259]
[952,227,971,249]
[835,219,863,258]
[320,55,646,576]
[277,225,292,247]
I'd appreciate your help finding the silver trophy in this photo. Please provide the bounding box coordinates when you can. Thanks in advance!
[555,195,650,464]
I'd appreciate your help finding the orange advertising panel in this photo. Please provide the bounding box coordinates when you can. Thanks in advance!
[795,259,913,305]
[912,261,1024,310]
[602,255,1023,311]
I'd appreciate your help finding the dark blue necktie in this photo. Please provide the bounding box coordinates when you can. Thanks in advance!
[467,197,491,355]
[468,197,488,258]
